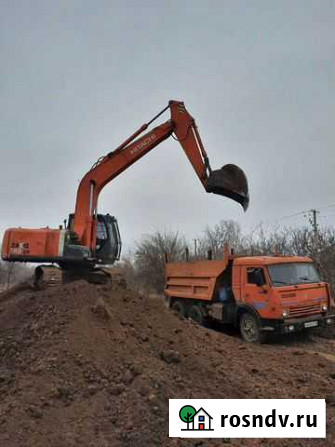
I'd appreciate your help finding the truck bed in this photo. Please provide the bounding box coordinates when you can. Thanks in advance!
[164,259,229,302]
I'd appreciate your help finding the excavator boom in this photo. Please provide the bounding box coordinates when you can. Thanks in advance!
[73,100,249,248]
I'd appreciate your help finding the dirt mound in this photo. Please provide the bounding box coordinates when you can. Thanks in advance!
[0,282,334,446]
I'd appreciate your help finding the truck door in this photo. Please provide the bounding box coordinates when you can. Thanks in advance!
[243,267,270,315]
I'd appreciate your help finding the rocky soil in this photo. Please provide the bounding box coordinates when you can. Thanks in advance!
[0,281,334,447]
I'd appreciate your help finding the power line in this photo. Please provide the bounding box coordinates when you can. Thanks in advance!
[278,203,335,220]
[316,203,335,211]
[259,204,335,228]
[270,205,335,225]
[278,210,308,221]
[264,210,308,226]
[319,213,335,219]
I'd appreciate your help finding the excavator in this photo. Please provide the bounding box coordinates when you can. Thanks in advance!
[1,100,249,287]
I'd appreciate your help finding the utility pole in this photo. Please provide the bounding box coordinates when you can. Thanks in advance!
[193,239,198,259]
[309,209,319,262]
[310,209,319,235]
[6,264,15,290]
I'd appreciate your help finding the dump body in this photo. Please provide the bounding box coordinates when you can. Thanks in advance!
[165,258,229,301]
[165,254,335,341]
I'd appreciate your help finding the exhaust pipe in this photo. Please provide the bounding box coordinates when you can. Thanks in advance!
[206,164,249,211]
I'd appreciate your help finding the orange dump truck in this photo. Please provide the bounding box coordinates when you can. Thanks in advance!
[164,251,334,342]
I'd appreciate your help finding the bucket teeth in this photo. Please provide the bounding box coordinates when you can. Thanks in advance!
[206,164,249,211]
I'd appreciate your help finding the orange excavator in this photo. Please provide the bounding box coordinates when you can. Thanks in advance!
[1,100,249,286]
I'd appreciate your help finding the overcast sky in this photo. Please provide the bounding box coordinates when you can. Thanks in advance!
[1,0,334,253]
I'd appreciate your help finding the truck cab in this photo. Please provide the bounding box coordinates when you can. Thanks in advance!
[232,257,333,341]
[165,254,334,342]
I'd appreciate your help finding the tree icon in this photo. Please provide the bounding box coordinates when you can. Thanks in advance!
[179,405,196,430]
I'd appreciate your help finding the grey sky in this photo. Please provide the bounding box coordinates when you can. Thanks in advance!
[1,0,334,252]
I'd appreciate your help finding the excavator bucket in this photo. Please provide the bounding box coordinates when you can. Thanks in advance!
[206,164,249,211]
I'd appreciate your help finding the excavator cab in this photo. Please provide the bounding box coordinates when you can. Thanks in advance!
[206,164,249,211]
[95,214,122,264]
[33,214,122,288]
[67,213,121,265]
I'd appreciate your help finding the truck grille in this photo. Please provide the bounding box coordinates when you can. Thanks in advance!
[288,304,321,318]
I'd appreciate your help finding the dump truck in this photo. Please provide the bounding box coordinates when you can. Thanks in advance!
[164,249,335,342]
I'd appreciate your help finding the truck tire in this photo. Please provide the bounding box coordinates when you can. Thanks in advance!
[171,300,185,319]
[239,312,266,343]
[188,304,205,326]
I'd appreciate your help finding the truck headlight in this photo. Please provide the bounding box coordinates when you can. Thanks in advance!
[321,305,328,312]
[283,310,288,318]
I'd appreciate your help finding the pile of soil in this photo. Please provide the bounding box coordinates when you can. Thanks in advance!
[0,282,334,447]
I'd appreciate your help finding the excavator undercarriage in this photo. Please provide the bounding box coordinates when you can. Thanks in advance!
[34,265,126,289]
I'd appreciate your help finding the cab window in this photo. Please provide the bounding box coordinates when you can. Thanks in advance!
[247,268,266,286]
[97,221,108,240]
[96,220,108,250]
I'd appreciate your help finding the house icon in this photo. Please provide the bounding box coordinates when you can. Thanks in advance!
[179,404,214,431]
[191,407,213,431]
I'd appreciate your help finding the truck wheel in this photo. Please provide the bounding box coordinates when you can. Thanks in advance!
[171,300,185,319]
[239,312,266,343]
[188,305,205,325]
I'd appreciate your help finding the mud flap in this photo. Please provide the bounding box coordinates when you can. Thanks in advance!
[206,164,249,211]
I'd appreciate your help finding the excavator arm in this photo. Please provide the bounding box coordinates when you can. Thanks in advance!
[73,100,249,249]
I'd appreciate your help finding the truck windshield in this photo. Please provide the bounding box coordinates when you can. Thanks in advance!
[268,263,320,287]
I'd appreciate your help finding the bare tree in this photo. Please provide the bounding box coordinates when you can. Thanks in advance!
[197,220,335,294]
[118,254,139,293]
[127,219,335,297]
[239,225,292,256]
[198,220,243,259]
[0,261,33,289]
[134,231,187,293]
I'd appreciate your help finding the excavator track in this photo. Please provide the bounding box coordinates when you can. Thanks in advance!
[33,265,126,289]
[100,267,127,288]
